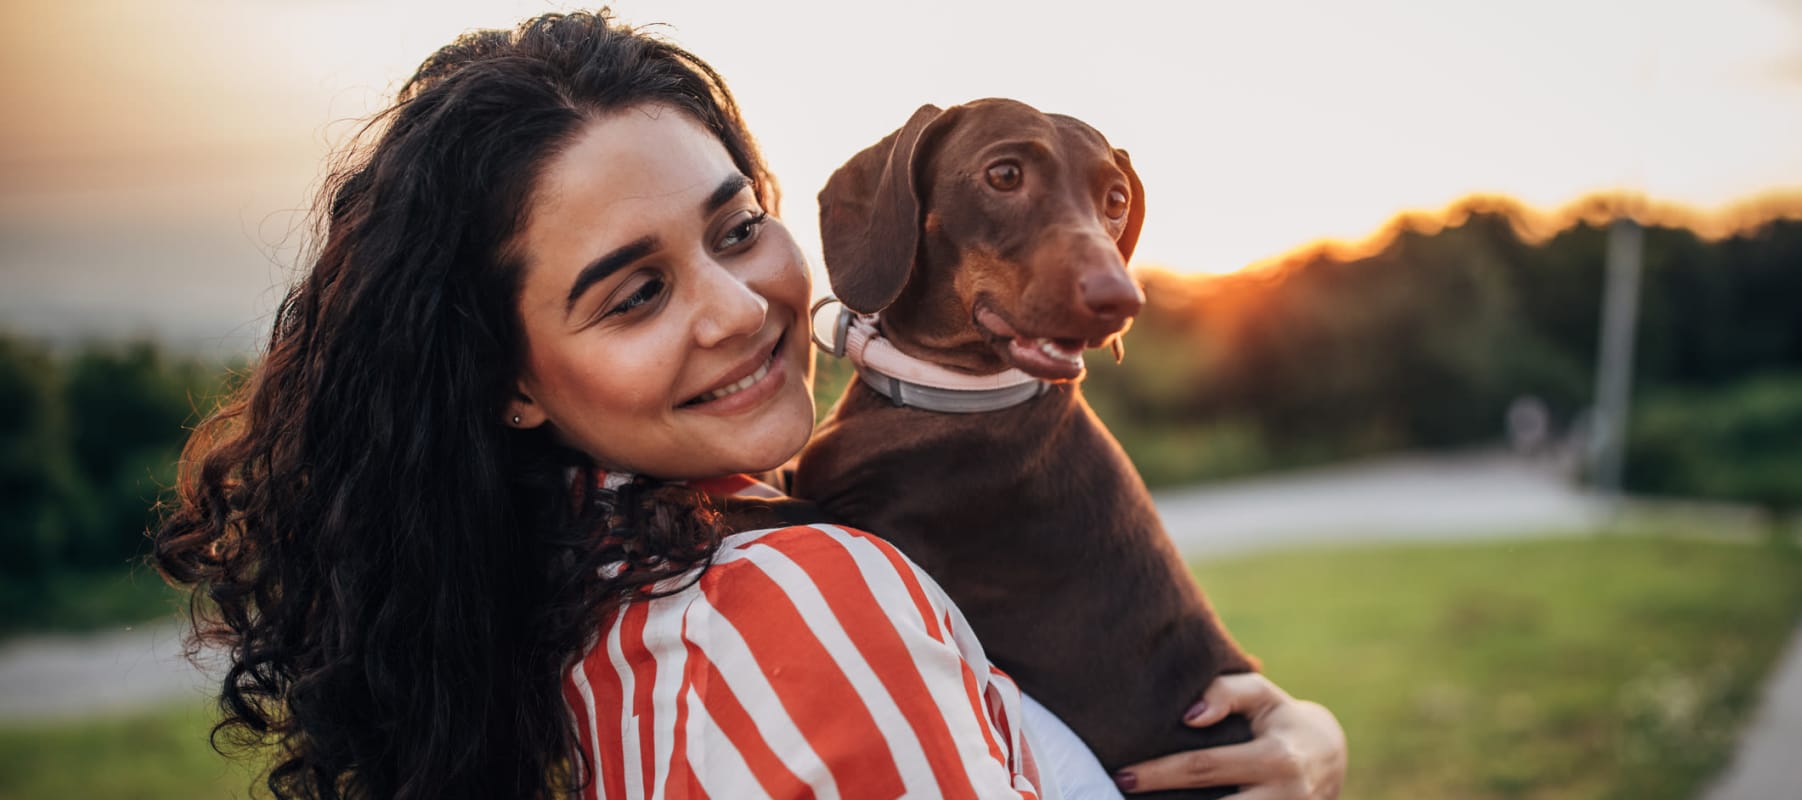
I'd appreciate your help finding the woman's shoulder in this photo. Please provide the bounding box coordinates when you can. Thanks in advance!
[704,524,938,612]
[715,523,902,566]
[580,523,960,686]
[585,523,958,668]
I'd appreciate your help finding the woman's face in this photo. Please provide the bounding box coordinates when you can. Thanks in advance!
[507,104,815,480]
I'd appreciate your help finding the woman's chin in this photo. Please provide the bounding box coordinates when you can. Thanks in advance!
[678,376,814,480]
[737,390,815,474]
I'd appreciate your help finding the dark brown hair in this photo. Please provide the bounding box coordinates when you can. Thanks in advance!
[153,10,774,798]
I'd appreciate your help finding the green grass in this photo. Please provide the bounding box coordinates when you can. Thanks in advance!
[0,567,184,637]
[2,533,1799,799]
[1194,534,1802,800]
[812,351,857,422]
[0,702,254,800]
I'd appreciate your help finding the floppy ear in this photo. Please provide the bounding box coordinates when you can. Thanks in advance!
[818,104,958,314]
[1112,148,1147,263]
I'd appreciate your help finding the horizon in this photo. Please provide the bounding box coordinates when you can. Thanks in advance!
[1157,187,1802,280]
[3,0,1801,353]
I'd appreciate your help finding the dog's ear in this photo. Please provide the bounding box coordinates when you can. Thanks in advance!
[1112,148,1146,264]
[818,104,960,314]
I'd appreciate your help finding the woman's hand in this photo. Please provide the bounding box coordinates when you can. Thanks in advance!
[1114,673,1346,799]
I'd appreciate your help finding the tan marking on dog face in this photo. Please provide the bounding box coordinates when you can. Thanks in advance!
[954,243,1029,312]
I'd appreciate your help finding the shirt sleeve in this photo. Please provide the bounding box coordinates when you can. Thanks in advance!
[567,524,1043,800]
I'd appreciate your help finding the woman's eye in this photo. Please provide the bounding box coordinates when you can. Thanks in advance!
[606,276,665,318]
[718,211,768,250]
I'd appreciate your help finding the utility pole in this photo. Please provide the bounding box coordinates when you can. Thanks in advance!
[1588,217,1645,495]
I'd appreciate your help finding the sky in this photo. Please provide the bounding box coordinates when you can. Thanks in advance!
[2,0,1800,353]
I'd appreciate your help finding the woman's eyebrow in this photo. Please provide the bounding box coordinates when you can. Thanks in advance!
[565,235,658,315]
[703,174,751,213]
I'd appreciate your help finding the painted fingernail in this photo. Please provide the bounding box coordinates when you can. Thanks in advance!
[1183,700,1209,722]
[1112,771,1138,792]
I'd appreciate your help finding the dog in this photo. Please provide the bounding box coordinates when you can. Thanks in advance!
[791,98,1257,799]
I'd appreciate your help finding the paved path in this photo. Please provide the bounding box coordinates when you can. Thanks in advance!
[1154,450,1608,559]
[0,617,217,720]
[1702,626,1802,800]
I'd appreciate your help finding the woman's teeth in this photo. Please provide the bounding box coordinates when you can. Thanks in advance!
[695,357,771,403]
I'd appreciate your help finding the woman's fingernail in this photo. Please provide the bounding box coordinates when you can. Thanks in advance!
[1112,771,1138,792]
[1183,700,1209,722]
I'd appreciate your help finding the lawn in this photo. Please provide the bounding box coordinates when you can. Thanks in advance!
[2,533,1798,799]
[0,702,253,800]
[1193,534,1802,800]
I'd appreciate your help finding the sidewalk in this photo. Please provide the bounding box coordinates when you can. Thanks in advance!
[1154,449,1607,558]
[0,617,213,721]
[1702,622,1802,800]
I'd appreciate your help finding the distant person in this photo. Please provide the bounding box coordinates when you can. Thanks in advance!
[1507,394,1552,458]
[151,10,1344,799]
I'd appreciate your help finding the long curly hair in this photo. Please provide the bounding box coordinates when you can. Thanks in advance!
[152,11,777,799]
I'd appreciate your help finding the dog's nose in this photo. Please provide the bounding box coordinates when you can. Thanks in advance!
[1080,270,1145,319]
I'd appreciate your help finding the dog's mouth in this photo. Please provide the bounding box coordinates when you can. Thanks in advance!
[973,303,1107,381]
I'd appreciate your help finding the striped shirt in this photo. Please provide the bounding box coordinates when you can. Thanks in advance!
[562,522,1044,799]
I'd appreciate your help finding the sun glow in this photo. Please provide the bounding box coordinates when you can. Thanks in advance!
[1150,190,1802,281]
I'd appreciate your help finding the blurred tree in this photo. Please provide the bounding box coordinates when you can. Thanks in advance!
[1626,375,1802,515]
[0,337,77,579]
[0,335,232,578]
[60,342,214,569]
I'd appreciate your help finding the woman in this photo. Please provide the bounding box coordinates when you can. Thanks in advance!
[155,10,1344,800]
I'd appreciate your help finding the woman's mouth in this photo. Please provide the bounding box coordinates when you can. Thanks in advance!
[679,332,786,410]
[692,356,773,404]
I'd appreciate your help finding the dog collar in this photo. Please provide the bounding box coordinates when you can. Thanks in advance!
[811,296,1050,414]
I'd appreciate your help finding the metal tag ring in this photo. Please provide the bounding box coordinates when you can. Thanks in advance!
[809,295,852,358]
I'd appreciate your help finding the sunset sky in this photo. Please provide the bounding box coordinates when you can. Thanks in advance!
[2,0,1800,352]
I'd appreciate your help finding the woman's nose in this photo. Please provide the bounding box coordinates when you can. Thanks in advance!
[693,260,770,347]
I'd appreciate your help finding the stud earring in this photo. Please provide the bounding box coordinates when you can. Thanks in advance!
[511,414,522,426]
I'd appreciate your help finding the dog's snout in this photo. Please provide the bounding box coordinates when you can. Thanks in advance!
[1080,270,1145,320]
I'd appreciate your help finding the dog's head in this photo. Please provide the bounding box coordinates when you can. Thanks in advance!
[818,98,1145,381]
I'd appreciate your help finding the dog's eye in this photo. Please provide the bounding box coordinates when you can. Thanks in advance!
[985,161,1023,191]
[1104,188,1130,220]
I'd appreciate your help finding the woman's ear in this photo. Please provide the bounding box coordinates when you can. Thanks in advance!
[507,384,548,429]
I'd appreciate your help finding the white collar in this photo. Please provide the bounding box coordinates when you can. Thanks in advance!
[813,297,1049,414]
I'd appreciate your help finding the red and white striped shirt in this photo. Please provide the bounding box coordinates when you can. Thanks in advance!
[562,522,1044,799]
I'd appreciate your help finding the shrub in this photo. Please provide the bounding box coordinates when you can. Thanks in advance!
[1625,373,1802,512]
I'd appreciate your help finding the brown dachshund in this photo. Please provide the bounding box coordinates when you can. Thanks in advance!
[792,98,1257,799]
